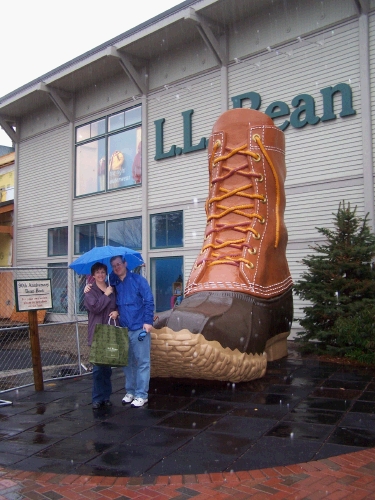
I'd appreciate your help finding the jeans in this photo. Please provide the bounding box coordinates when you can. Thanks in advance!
[92,364,112,403]
[123,328,151,400]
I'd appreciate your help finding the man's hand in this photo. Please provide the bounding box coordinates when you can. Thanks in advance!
[143,323,153,333]
[84,284,92,294]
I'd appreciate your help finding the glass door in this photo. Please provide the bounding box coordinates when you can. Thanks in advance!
[150,257,183,312]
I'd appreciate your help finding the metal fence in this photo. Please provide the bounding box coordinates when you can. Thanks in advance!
[0,267,91,393]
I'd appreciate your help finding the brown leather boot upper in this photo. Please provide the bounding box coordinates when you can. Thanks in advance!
[185,108,293,299]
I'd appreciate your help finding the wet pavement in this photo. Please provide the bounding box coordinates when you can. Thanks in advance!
[0,344,375,480]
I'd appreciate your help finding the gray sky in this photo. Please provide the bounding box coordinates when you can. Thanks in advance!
[0,0,182,146]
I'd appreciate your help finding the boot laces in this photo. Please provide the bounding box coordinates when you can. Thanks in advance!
[196,136,280,270]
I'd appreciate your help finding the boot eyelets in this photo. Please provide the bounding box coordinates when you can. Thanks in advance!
[253,134,261,141]
[259,217,265,224]
[215,140,221,147]
[245,262,254,269]
[253,232,261,240]
[261,196,267,204]
[257,175,263,182]
[248,248,257,255]
[253,154,261,162]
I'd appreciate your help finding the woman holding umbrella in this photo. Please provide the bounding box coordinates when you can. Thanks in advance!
[84,262,118,409]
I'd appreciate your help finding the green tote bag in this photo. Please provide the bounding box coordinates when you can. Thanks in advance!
[89,319,129,367]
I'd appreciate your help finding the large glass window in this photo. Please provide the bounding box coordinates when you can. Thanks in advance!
[151,257,184,312]
[150,211,183,248]
[76,137,106,196]
[108,127,142,190]
[75,106,141,196]
[107,217,142,250]
[74,222,105,254]
[48,227,68,256]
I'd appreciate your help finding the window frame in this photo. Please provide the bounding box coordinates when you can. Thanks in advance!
[150,210,183,249]
[48,226,68,257]
[74,221,105,255]
[106,216,142,251]
[74,104,142,198]
[48,263,68,314]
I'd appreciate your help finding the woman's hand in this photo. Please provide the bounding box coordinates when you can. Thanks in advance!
[109,310,119,320]
[104,286,114,296]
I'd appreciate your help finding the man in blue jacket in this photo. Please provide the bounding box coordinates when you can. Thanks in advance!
[110,255,154,407]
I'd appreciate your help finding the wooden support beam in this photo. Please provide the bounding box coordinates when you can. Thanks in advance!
[185,8,227,66]
[106,47,148,95]
[0,116,18,143]
[37,83,74,123]
[0,226,12,235]
[0,204,14,214]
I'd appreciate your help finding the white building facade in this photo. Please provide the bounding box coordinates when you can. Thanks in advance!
[0,0,374,327]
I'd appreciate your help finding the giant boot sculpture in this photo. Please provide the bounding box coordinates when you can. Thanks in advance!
[151,108,293,382]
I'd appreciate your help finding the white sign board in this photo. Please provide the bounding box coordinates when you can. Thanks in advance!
[14,279,53,311]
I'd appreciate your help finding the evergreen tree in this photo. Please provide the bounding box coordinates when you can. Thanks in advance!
[294,201,375,363]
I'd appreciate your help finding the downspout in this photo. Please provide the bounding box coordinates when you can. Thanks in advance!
[67,92,75,322]
[141,95,149,280]
[356,1,374,230]
[13,140,19,266]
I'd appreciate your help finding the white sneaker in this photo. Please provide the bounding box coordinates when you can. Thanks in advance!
[122,393,134,404]
[131,397,148,407]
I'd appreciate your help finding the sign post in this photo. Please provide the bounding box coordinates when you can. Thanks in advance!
[14,279,53,392]
[28,310,43,391]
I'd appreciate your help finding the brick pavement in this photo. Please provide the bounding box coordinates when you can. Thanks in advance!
[1,448,375,499]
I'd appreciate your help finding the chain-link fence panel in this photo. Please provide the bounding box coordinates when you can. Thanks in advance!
[0,267,91,393]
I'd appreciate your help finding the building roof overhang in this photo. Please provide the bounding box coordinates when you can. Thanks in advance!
[0,0,277,121]
[0,0,365,132]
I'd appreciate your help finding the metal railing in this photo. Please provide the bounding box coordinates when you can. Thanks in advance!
[0,267,91,393]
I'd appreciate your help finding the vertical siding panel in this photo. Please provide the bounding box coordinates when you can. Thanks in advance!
[147,71,222,207]
[18,126,70,227]
[147,72,223,281]
[229,21,363,329]
[369,13,375,209]
[17,126,70,262]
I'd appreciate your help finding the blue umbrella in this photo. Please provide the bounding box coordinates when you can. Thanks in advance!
[69,246,144,275]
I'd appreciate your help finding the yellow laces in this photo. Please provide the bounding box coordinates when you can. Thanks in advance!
[196,137,280,270]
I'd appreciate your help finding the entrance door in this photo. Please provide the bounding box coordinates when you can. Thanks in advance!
[150,256,183,312]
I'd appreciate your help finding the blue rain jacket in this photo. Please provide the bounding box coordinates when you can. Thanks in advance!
[109,271,154,330]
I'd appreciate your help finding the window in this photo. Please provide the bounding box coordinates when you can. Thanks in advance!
[48,227,68,256]
[74,222,105,254]
[75,118,105,142]
[150,211,183,248]
[75,106,142,196]
[48,263,68,313]
[151,257,183,312]
[107,217,142,250]
[76,138,106,196]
